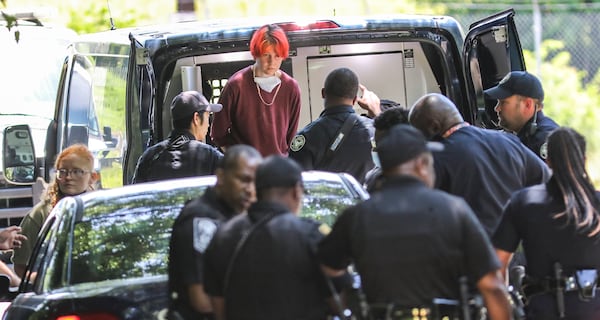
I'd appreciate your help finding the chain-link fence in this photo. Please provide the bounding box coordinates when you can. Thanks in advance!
[450,3,600,84]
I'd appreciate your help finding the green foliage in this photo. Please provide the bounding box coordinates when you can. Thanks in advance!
[66,2,147,34]
[524,40,600,183]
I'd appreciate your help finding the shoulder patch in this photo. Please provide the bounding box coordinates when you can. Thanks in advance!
[193,218,218,253]
[318,223,331,236]
[539,141,548,160]
[290,135,306,152]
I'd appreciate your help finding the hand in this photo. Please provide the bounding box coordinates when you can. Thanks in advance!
[0,226,27,250]
[356,84,381,118]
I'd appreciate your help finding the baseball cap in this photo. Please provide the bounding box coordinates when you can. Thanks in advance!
[255,155,303,190]
[170,91,223,121]
[375,124,443,171]
[483,71,544,101]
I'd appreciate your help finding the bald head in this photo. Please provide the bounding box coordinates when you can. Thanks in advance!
[408,93,464,140]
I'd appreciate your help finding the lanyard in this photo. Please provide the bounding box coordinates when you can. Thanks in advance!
[442,122,470,139]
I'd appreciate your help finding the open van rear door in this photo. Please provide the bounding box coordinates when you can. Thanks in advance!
[463,8,525,128]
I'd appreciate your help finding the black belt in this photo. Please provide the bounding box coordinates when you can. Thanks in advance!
[368,301,464,320]
[368,304,433,320]
[523,276,583,297]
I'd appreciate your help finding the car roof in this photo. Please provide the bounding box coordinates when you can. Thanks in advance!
[76,170,364,210]
[0,21,76,44]
[73,15,465,54]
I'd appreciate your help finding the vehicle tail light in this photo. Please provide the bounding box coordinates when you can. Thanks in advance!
[56,313,119,320]
[277,20,340,32]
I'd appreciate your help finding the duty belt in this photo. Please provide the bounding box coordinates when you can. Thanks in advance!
[368,299,472,320]
[368,304,434,320]
[523,269,598,300]
[523,277,579,297]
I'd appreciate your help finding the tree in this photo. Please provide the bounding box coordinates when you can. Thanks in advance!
[1,0,20,42]
[525,39,600,183]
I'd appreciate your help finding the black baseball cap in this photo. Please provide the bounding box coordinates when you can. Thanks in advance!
[170,91,222,121]
[376,124,443,171]
[483,71,544,101]
[255,155,303,190]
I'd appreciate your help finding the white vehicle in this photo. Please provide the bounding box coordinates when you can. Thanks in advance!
[5,9,526,191]
[0,13,76,223]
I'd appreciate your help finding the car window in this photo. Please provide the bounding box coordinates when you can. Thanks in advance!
[69,187,199,285]
[0,30,70,119]
[63,45,129,188]
[0,25,75,159]
[302,178,363,226]
[26,198,75,293]
[60,173,363,287]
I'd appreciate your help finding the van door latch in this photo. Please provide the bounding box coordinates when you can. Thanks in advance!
[492,25,507,44]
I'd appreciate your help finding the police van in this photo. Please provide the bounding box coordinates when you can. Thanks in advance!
[0,12,76,225]
[3,9,525,189]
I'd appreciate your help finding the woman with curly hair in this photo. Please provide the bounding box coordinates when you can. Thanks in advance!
[13,144,98,279]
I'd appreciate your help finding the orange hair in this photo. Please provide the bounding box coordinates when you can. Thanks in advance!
[250,24,289,60]
[46,144,95,207]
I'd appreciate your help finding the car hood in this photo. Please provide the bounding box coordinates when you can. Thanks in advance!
[8,276,168,319]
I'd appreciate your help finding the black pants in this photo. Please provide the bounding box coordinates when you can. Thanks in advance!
[527,291,600,320]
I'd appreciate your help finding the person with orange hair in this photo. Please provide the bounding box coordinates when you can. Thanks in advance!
[13,144,99,278]
[210,24,301,156]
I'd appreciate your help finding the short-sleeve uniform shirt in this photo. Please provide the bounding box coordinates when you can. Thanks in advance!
[493,178,600,279]
[516,111,559,160]
[492,178,600,319]
[318,176,500,306]
[289,105,374,184]
[204,201,330,320]
[434,125,549,235]
[168,187,236,317]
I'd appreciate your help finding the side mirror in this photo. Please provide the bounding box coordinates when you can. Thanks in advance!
[3,125,37,184]
[103,126,117,149]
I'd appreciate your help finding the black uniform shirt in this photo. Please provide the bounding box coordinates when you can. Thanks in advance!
[492,178,600,279]
[204,201,330,320]
[289,105,374,183]
[318,176,500,306]
[168,187,236,317]
[132,130,223,183]
[434,125,550,236]
[517,111,559,160]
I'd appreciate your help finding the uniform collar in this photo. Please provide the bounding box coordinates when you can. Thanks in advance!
[203,186,239,220]
[247,200,291,222]
[319,105,355,117]
[379,175,429,190]
[168,130,196,141]
[517,110,545,137]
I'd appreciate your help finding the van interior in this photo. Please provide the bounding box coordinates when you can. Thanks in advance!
[160,41,443,139]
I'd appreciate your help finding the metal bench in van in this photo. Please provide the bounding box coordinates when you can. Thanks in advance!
[3,9,526,189]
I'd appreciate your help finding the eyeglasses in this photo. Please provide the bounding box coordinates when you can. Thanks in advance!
[56,169,90,180]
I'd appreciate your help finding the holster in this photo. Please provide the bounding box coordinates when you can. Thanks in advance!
[574,269,598,301]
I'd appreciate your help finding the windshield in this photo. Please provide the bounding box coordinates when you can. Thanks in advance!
[0,27,73,119]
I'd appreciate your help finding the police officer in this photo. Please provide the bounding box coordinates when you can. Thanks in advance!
[364,106,409,192]
[168,145,263,320]
[409,93,550,236]
[318,124,512,320]
[289,67,374,184]
[204,156,332,320]
[493,127,600,320]
[484,71,559,160]
[132,91,224,183]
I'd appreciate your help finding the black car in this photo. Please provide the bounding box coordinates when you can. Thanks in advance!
[1,172,367,319]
